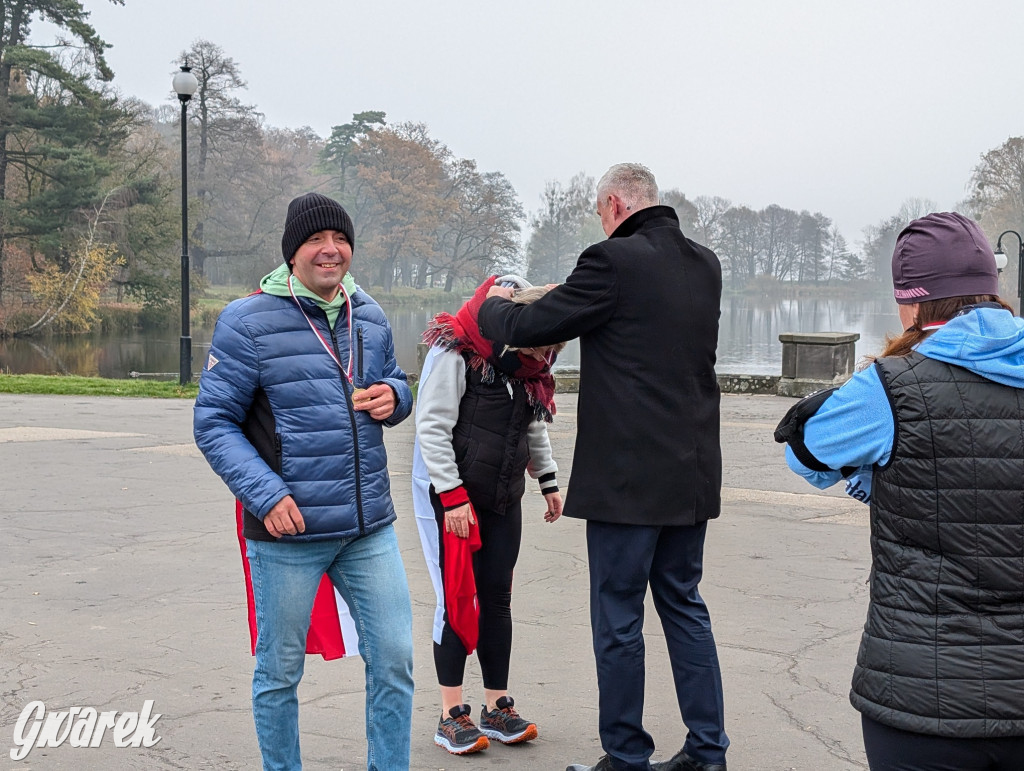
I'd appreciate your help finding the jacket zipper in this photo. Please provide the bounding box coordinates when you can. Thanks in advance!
[329,319,365,535]
[357,326,364,382]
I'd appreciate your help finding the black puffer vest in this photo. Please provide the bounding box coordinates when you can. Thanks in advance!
[451,360,532,515]
[851,353,1024,737]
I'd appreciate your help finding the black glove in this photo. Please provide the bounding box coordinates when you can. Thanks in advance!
[774,387,855,477]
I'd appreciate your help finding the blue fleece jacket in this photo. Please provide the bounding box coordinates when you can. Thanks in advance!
[785,307,1024,502]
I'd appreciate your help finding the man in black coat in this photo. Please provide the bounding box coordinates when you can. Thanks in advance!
[478,163,729,771]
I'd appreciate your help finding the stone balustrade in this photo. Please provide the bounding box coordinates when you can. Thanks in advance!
[416,334,861,398]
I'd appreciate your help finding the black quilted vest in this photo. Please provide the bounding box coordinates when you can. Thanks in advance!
[451,362,532,515]
[851,353,1024,737]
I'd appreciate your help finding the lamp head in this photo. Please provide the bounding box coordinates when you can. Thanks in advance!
[994,248,1008,272]
[172,65,199,103]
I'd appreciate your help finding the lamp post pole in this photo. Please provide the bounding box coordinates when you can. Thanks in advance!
[172,65,199,385]
[994,230,1024,314]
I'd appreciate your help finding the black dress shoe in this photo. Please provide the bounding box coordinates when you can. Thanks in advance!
[567,755,619,771]
[650,748,726,771]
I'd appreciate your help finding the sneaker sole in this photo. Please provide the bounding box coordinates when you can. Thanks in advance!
[434,734,490,755]
[479,723,538,744]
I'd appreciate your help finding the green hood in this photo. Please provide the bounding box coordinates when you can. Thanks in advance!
[260,263,358,329]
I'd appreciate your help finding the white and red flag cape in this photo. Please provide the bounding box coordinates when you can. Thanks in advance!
[412,346,482,654]
[235,500,360,660]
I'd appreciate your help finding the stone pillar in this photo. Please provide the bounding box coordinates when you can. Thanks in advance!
[777,332,860,398]
[553,366,580,393]
[416,342,429,374]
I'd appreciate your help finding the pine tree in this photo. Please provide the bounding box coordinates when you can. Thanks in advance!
[0,0,127,312]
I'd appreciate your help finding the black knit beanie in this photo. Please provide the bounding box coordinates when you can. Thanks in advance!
[281,193,355,266]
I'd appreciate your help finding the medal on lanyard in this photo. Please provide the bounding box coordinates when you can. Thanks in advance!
[288,275,358,393]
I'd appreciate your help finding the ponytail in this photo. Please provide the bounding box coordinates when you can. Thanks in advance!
[863,294,1013,366]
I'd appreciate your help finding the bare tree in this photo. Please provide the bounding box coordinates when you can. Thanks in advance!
[760,204,799,281]
[718,206,760,287]
[661,188,699,234]
[691,195,731,252]
[794,211,831,284]
[970,137,1024,230]
[174,39,263,279]
[432,160,523,290]
[525,174,596,284]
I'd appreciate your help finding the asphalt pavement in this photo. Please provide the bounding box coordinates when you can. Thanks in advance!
[1,390,873,770]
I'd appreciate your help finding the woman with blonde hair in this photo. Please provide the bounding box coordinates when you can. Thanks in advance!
[412,275,567,756]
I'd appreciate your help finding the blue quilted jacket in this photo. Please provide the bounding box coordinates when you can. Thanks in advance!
[193,287,412,541]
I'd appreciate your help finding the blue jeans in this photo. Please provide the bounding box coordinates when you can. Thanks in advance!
[587,520,729,770]
[246,525,414,771]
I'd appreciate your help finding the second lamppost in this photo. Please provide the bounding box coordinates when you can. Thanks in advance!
[993,229,1023,313]
[172,64,199,385]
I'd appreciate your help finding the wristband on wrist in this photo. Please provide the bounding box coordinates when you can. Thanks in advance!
[539,472,558,494]
[439,486,470,511]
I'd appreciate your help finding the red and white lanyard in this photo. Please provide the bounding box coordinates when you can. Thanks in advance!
[921,321,946,331]
[288,275,353,384]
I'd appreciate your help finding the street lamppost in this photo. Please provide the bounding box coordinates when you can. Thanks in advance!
[172,64,199,385]
[993,230,1023,313]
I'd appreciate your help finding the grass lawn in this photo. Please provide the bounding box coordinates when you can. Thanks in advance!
[0,374,198,398]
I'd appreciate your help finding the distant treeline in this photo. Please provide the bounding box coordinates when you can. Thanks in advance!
[2,4,1023,336]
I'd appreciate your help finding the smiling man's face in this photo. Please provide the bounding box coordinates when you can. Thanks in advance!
[289,229,353,301]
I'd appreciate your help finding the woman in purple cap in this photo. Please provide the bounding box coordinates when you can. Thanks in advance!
[778,212,1024,770]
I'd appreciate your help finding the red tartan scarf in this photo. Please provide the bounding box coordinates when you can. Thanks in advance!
[422,276,556,421]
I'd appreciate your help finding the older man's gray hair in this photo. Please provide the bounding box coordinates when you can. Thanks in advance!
[596,163,660,211]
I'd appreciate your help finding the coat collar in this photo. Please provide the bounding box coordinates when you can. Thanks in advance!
[608,205,680,240]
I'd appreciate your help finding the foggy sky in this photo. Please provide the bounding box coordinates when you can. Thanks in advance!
[39,0,1024,245]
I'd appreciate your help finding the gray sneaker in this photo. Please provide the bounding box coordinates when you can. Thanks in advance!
[434,704,489,755]
[479,696,538,744]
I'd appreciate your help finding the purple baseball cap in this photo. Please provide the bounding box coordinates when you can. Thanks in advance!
[891,212,999,305]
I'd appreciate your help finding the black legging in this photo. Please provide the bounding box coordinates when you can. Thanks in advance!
[862,714,1024,770]
[431,494,522,690]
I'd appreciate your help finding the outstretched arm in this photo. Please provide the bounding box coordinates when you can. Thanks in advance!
[782,365,894,501]
[478,246,618,348]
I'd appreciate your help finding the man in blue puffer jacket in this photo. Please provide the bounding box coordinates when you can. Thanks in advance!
[194,192,414,771]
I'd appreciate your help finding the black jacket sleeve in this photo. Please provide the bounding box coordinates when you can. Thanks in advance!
[478,246,618,347]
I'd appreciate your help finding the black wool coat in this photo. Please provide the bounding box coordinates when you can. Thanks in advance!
[478,205,722,526]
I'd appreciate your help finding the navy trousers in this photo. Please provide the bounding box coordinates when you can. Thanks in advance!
[587,519,729,771]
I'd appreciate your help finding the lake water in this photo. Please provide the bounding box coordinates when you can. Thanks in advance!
[0,296,901,380]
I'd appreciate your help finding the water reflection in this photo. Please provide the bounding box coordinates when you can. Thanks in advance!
[0,328,215,380]
[717,296,900,375]
[0,296,901,380]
